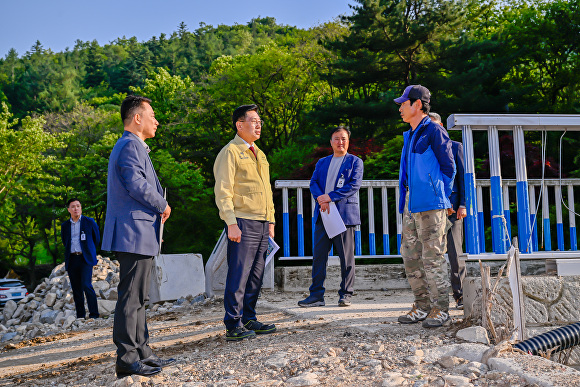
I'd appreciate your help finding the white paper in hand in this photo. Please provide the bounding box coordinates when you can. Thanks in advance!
[320,201,347,238]
[265,237,279,267]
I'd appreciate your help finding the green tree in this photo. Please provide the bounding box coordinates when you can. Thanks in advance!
[314,0,488,138]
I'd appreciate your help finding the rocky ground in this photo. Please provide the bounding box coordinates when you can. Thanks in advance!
[1,259,580,386]
[1,288,580,387]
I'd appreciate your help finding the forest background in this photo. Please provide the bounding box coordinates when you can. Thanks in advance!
[1,0,579,287]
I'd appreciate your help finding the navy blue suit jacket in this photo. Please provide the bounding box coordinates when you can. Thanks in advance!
[61,216,100,271]
[449,141,465,212]
[101,131,167,256]
[310,153,364,226]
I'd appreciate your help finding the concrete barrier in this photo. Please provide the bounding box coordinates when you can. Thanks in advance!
[149,253,205,303]
[275,261,410,292]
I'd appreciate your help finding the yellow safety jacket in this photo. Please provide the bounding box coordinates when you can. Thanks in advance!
[213,134,275,225]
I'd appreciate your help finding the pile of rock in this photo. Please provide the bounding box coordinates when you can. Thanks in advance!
[0,256,119,342]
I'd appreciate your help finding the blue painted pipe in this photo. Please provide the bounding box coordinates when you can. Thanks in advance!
[514,322,580,356]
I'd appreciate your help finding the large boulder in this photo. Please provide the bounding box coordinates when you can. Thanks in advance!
[2,300,17,321]
[98,299,117,316]
[44,292,57,307]
[40,309,58,324]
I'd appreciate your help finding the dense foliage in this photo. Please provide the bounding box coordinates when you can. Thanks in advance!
[1,1,579,285]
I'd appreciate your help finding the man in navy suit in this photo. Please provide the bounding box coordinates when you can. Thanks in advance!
[430,112,466,309]
[60,198,100,319]
[102,95,174,379]
[299,126,364,307]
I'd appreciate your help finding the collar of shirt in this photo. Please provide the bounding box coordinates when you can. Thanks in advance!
[239,135,254,149]
[126,131,151,153]
[70,215,83,224]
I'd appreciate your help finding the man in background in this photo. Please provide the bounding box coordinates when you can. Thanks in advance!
[102,95,174,378]
[299,126,363,308]
[214,104,277,341]
[395,85,455,328]
[60,198,100,320]
[429,112,466,309]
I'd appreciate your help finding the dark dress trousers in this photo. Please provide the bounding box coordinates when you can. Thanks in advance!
[102,131,167,365]
[448,141,466,300]
[224,218,269,330]
[61,216,100,318]
[309,153,364,299]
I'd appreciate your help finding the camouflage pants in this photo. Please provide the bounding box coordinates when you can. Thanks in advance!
[401,193,451,311]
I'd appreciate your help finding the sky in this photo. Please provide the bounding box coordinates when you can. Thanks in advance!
[0,0,355,58]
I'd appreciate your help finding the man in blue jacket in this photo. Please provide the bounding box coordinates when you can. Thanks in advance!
[60,198,100,320]
[395,85,455,328]
[429,112,466,310]
[299,126,364,307]
[102,95,174,378]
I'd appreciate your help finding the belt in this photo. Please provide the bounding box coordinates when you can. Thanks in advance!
[71,252,83,256]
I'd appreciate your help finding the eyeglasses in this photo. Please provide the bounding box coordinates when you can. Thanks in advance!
[238,119,264,127]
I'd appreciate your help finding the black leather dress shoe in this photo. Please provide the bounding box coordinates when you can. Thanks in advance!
[141,354,177,368]
[115,360,161,379]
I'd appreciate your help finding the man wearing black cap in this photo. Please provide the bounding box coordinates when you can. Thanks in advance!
[394,85,455,328]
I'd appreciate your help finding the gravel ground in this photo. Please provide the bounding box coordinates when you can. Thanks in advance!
[0,289,579,387]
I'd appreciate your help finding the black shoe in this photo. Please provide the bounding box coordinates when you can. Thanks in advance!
[225,326,256,342]
[297,295,325,307]
[244,320,276,334]
[115,360,161,379]
[456,296,464,310]
[338,296,351,307]
[142,354,176,368]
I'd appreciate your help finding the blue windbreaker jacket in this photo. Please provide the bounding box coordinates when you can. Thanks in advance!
[398,116,456,214]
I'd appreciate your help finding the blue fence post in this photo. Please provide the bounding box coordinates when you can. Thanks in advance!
[555,185,564,251]
[569,185,577,251]
[503,185,512,249]
[529,186,539,252]
[297,188,304,256]
[355,191,362,256]
[490,189,497,251]
[311,195,316,255]
[513,125,532,253]
[395,187,402,254]
[282,187,290,257]
[488,125,506,254]
[477,186,485,253]
[542,185,552,251]
[367,187,376,255]
[463,124,481,254]
[381,187,390,255]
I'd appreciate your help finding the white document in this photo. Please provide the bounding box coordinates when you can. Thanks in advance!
[265,237,279,267]
[158,188,167,256]
[320,201,347,239]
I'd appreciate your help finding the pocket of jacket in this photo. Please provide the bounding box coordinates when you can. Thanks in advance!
[428,174,438,197]
[131,210,156,222]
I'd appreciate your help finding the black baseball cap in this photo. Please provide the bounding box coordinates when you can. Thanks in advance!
[394,85,431,104]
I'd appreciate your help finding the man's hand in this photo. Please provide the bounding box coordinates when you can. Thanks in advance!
[317,194,331,213]
[161,205,171,224]
[457,207,467,220]
[228,224,242,243]
[269,223,275,238]
[317,194,331,205]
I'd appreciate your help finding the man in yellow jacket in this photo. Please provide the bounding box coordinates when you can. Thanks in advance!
[214,104,276,341]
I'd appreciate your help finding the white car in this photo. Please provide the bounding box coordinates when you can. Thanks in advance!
[0,279,28,307]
